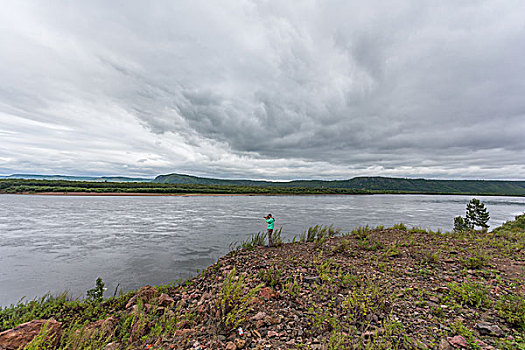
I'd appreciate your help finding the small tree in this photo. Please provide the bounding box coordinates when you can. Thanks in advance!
[453,216,470,232]
[86,277,105,303]
[465,198,490,229]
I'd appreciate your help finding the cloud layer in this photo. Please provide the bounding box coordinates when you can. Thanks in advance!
[1,1,524,180]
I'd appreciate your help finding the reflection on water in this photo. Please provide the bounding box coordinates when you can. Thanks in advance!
[0,194,523,306]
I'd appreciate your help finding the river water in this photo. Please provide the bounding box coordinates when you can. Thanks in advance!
[0,194,523,306]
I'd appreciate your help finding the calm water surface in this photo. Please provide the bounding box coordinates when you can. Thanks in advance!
[0,194,523,306]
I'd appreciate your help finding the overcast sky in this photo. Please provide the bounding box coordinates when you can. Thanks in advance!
[1,1,524,180]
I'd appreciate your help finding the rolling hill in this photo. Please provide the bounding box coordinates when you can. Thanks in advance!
[154,173,525,196]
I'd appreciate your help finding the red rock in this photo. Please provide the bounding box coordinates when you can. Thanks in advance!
[252,311,266,321]
[77,316,118,338]
[0,319,62,350]
[428,296,440,303]
[125,285,158,308]
[225,341,237,350]
[474,339,494,349]
[264,315,281,325]
[234,338,246,349]
[447,335,467,348]
[259,287,278,299]
[157,293,175,307]
[249,297,264,306]
[91,316,118,332]
[267,330,278,338]
[174,329,194,337]
[104,342,121,350]
[439,338,452,350]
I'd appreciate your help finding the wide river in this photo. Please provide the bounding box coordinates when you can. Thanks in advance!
[0,194,523,306]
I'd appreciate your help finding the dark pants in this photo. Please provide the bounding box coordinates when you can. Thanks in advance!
[267,229,274,247]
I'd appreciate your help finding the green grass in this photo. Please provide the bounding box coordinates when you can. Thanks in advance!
[299,224,340,243]
[230,231,266,251]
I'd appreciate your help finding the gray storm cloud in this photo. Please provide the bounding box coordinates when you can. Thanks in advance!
[0,1,524,179]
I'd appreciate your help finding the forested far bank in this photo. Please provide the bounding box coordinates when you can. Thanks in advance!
[1,178,525,196]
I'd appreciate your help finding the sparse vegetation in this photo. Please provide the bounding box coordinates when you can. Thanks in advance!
[299,224,340,243]
[496,294,525,330]
[217,267,263,331]
[448,280,490,308]
[460,252,490,269]
[231,231,266,251]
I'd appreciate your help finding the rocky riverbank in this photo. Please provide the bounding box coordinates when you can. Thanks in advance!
[1,216,524,349]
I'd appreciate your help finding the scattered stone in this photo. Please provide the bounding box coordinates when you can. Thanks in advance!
[303,276,320,284]
[252,311,266,321]
[225,341,237,350]
[263,315,281,325]
[474,338,495,349]
[125,285,158,309]
[259,287,278,299]
[267,330,279,338]
[234,338,246,349]
[86,316,118,334]
[439,338,452,350]
[476,322,504,337]
[104,342,121,350]
[428,296,440,303]
[157,293,174,307]
[447,335,467,348]
[174,329,194,337]
[0,319,62,350]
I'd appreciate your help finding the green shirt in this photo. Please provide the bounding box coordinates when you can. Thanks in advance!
[266,217,275,230]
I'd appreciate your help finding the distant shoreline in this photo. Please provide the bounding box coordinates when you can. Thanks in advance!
[2,177,525,197]
[3,192,273,197]
[2,191,524,197]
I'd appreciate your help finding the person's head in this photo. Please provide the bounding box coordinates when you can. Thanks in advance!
[267,213,272,218]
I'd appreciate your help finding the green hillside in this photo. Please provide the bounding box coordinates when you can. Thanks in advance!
[154,173,525,196]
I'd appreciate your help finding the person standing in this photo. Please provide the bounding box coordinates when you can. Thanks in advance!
[265,214,275,247]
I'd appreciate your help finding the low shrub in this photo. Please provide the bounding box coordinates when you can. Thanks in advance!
[448,281,490,308]
[460,252,490,269]
[496,294,525,329]
[217,267,262,331]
